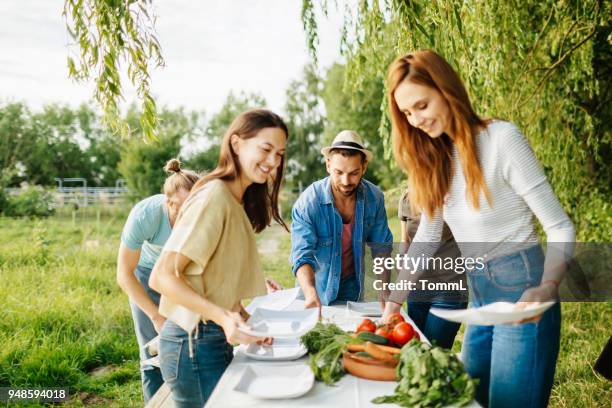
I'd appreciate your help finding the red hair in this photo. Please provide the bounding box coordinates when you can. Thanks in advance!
[387,50,491,218]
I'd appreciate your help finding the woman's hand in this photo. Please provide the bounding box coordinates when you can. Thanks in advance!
[265,278,282,293]
[151,313,166,334]
[219,310,268,345]
[514,282,559,323]
[382,301,402,322]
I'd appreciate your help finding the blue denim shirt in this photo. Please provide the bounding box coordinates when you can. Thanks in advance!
[290,177,393,305]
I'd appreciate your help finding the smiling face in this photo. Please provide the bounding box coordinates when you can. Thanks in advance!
[326,152,367,197]
[232,127,287,185]
[393,80,451,138]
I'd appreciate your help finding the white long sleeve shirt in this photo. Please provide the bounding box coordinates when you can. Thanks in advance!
[389,120,575,303]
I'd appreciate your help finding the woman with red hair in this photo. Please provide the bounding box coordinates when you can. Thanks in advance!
[383,50,575,408]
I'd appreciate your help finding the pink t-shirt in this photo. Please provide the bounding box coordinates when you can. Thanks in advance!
[340,216,355,279]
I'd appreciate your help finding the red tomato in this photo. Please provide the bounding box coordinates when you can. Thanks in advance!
[387,313,405,328]
[392,322,415,346]
[356,319,376,333]
[375,325,393,339]
[413,331,420,341]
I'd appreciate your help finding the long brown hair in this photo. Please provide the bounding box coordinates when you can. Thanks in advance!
[387,50,491,218]
[190,109,289,233]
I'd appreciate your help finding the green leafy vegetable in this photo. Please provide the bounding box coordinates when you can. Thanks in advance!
[301,322,347,354]
[372,340,477,407]
[300,322,361,385]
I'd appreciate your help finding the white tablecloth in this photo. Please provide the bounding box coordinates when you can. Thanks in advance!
[205,296,480,408]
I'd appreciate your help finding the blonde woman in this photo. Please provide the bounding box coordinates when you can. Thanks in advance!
[384,50,575,408]
[116,159,199,403]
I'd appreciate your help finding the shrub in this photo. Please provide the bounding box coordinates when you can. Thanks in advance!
[2,187,56,217]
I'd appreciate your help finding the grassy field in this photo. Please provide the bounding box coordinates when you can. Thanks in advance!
[0,208,610,407]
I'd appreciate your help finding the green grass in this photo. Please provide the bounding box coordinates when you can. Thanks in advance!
[0,210,610,407]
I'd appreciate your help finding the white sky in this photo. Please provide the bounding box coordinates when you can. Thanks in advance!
[0,0,345,116]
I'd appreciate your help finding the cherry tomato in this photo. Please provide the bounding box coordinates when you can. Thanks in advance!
[375,325,393,340]
[387,312,405,328]
[392,322,415,346]
[356,318,376,333]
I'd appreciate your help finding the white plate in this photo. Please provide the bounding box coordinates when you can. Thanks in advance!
[233,365,314,399]
[240,308,318,338]
[346,301,382,317]
[430,301,556,325]
[245,287,300,314]
[243,337,308,361]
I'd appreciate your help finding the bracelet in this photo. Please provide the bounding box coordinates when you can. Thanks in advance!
[541,279,560,288]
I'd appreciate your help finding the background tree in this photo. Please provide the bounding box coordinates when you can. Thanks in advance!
[302,0,611,241]
[0,103,30,187]
[118,105,197,199]
[322,63,403,188]
[186,91,267,173]
[283,64,327,190]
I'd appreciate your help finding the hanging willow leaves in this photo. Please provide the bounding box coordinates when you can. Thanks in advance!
[63,0,164,142]
[301,0,611,241]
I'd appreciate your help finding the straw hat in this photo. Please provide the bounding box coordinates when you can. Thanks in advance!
[320,130,373,162]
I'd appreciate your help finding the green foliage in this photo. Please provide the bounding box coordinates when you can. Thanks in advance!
[117,105,197,199]
[303,0,611,241]
[63,0,163,142]
[1,187,55,218]
[322,63,403,188]
[185,91,266,174]
[284,64,327,189]
[0,102,123,187]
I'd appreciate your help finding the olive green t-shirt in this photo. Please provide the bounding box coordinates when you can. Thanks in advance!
[159,179,267,332]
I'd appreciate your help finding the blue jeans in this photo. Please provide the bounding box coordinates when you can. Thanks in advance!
[461,245,561,408]
[407,299,466,349]
[335,274,361,302]
[129,265,164,403]
[159,320,233,408]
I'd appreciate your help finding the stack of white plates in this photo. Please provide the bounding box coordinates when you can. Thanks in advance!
[238,307,318,363]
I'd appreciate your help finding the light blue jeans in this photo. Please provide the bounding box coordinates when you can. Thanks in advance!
[461,245,561,408]
[159,320,233,408]
[129,265,164,403]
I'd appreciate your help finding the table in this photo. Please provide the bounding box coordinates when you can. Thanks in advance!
[204,298,481,408]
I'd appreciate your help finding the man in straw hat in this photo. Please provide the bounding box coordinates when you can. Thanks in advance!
[290,130,393,308]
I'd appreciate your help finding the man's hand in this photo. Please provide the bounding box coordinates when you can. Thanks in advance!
[382,300,402,322]
[304,293,321,309]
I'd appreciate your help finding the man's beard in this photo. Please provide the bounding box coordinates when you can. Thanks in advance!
[333,182,357,197]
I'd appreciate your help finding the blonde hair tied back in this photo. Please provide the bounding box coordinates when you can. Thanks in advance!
[162,158,200,196]
[164,158,182,174]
